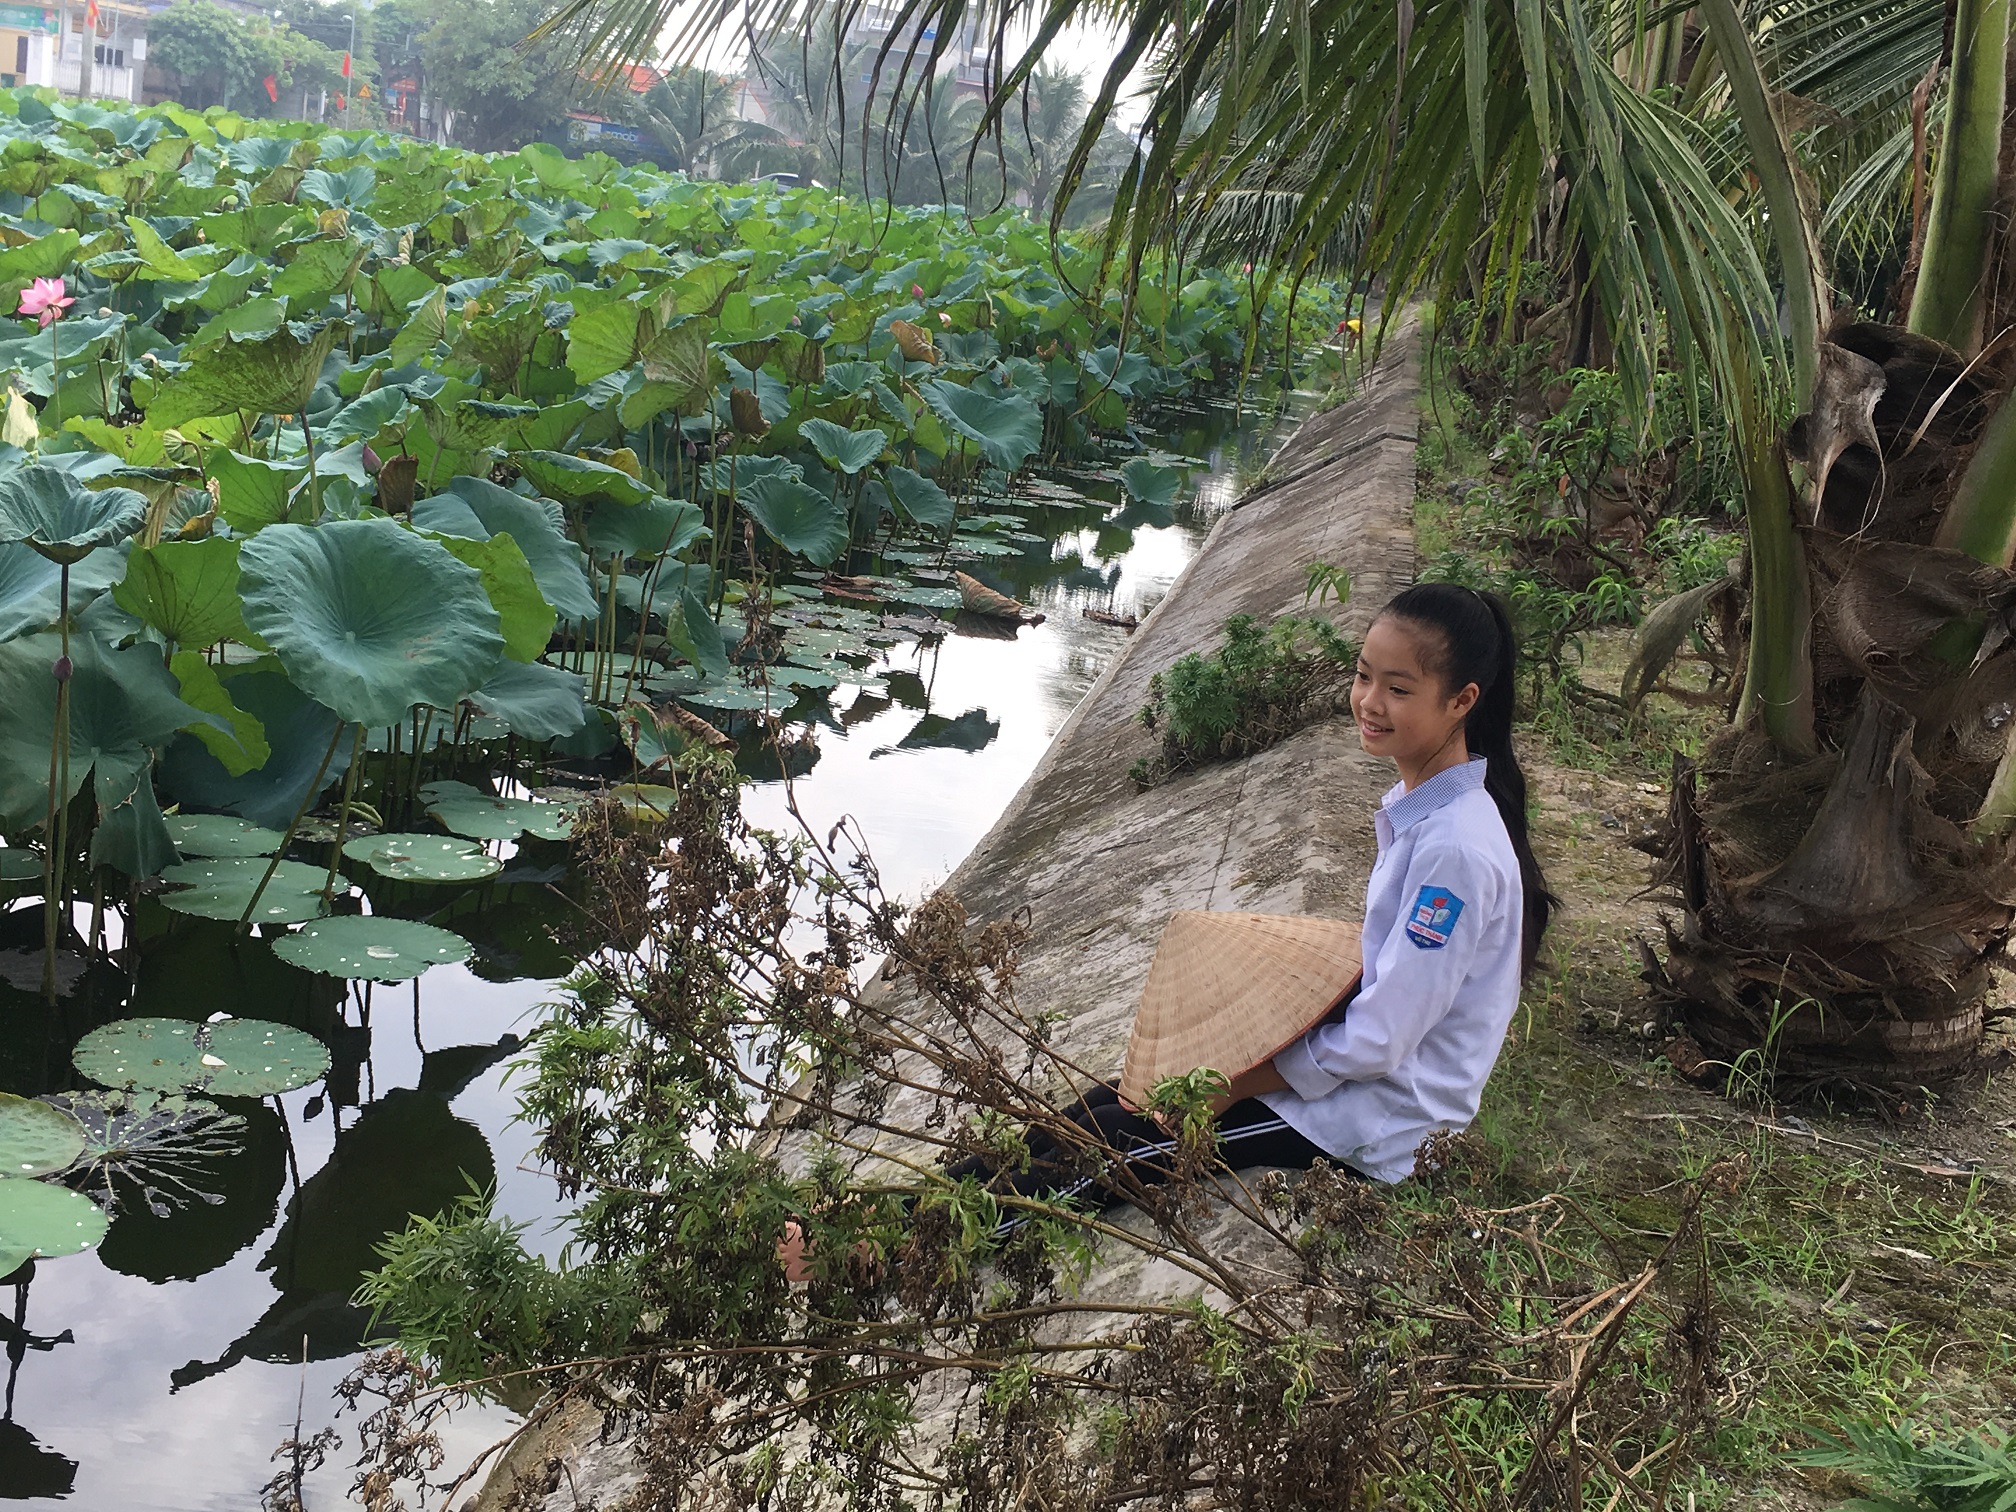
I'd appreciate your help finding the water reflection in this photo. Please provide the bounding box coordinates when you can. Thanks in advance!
[1,1270,76,1500]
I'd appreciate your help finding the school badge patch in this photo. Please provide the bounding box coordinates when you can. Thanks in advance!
[1405,885,1465,949]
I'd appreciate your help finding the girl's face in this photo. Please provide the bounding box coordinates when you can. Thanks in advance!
[1350,616,1479,783]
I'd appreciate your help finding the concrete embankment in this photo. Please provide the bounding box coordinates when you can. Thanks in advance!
[483,321,1423,1508]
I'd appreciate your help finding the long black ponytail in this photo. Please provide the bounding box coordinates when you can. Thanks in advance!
[1378,583,1555,974]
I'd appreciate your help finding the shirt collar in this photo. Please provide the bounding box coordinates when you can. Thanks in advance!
[1381,756,1488,835]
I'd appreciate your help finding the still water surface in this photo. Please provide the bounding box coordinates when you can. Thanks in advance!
[0,396,1293,1508]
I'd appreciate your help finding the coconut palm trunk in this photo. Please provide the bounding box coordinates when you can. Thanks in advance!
[1654,0,2016,1085]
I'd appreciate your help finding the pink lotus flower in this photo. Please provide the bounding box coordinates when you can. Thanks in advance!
[911,283,925,300]
[1242,262,1252,273]
[18,277,72,328]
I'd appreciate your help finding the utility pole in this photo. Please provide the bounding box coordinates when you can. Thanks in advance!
[342,11,354,126]
[69,1,92,99]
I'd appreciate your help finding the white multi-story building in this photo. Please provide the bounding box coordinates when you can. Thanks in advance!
[0,0,146,101]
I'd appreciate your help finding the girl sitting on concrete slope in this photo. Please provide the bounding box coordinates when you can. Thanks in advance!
[960,581,1559,1214]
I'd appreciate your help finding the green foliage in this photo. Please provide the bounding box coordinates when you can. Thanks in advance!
[1799,1419,2016,1512]
[1132,613,1352,786]
[359,1189,644,1389]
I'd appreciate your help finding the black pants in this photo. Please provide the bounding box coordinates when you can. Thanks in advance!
[948,1082,1334,1229]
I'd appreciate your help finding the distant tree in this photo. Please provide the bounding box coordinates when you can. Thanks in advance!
[418,0,582,151]
[640,66,782,178]
[1003,64,1086,215]
[145,0,281,111]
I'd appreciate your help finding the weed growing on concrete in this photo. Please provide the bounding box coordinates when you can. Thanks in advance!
[1130,612,1353,787]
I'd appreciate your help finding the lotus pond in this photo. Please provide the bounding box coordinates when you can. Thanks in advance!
[0,93,1335,1504]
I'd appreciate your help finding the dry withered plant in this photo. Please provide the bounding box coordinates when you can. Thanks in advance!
[340,747,1750,1511]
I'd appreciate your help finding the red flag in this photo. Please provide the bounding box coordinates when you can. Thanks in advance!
[83,0,97,27]
[262,73,278,102]
[340,50,350,78]
[335,92,345,110]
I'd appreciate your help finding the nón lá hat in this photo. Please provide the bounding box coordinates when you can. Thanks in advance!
[1118,911,1363,1109]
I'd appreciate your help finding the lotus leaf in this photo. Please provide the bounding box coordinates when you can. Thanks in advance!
[427,531,555,664]
[341,832,502,884]
[155,668,353,831]
[0,631,215,831]
[566,299,643,385]
[72,1016,331,1097]
[662,587,729,679]
[389,284,448,366]
[168,651,270,776]
[741,473,849,566]
[1120,458,1183,506]
[91,749,179,878]
[886,465,956,530]
[165,813,284,858]
[921,381,1044,473]
[272,915,473,980]
[112,536,253,649]
[156,856,331,923]
[0,539,133,641]
[206,449,305,534]
[419,779,574,841]
[582,497,706,560]
[0,466,147,564]
[516,450,655,506]
[800,419,889,475]
[0,849,41,882]
[681,682,796,715]
[409,477,599,625]
[0,1093,84,1177]
[464,658,588,740]
[610,782,678,824]
[149,320,348,426]
[44,1089,247,1217]
[0,1176,107,1260]
[238,520,506,730]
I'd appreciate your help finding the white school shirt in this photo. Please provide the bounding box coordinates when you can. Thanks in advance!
[1260,756,1523,1183]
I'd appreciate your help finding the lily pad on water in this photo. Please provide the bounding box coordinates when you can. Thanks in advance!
[271,916,472,981]
[0,1093,84,1176]
[0,1176,107,1262]
[72,1016,331,1097]
[44,1089,246,1217]
[341,832,502,884]
[156,856,331,923]
[679,682,797,715]
[165,813,285,858]
[418,779,574,842]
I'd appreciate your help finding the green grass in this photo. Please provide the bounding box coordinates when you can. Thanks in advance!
[1471,753,2016,1508]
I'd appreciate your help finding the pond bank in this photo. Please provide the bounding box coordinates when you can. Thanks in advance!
[480,322,1424,1508]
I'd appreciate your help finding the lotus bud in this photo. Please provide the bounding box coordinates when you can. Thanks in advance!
[1242,262,1252,273]
[97,307,112,318]
[195,229,206,242]
[938,312,950,326]
[51,655,71,683]
[362,443,383,475]
[911,284,924,300]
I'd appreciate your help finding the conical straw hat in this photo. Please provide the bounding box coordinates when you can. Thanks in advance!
[1118,911,1363,1108]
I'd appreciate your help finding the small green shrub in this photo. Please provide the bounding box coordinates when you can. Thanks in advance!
[1131,613,1353,786]
[1797,1418,2016,1511]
